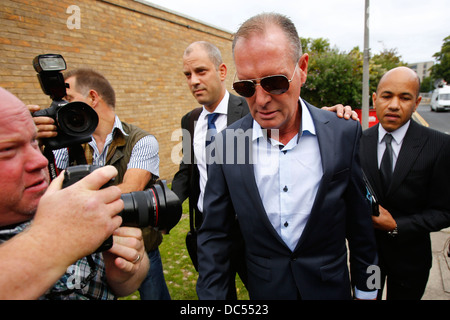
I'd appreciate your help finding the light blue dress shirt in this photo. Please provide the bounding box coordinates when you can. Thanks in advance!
[252,99,322,251]
[252,99,377,299]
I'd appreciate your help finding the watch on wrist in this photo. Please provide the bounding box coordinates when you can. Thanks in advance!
[387,225,398,237]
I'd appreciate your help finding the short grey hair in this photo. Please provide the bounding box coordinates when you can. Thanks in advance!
[232,12,302,64]
[184,41,223,70]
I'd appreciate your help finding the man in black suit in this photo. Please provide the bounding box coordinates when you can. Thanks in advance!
[171,41,249,299]
[360,66,450,299]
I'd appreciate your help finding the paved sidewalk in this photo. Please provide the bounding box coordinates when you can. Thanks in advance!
[422,227,450,300]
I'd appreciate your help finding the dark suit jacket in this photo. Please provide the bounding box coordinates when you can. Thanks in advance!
[360,120,450,282]
[172,93,249,226]
[197,100,378,300]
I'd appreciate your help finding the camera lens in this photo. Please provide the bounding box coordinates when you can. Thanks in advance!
[61,165,182,252]
[120,190,157,228]
[120,181,182,231]
[57,101,98,137]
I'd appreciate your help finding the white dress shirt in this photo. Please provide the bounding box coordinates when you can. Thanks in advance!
[194,91,229,213]
[377,120,410,171]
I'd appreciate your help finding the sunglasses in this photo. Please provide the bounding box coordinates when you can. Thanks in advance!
[232,63,298,98]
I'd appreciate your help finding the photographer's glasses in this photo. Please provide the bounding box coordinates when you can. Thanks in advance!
[232,63,299,98]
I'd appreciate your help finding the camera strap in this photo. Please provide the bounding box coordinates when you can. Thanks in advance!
[43,146,59,181]
[68,144,88,167]
[188,107,202,232]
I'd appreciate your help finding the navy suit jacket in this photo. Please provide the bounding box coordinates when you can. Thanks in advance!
[360,121,450,282]
[197,100,378,300]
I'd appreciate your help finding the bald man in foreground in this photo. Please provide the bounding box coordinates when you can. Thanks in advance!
[0,87,148,299]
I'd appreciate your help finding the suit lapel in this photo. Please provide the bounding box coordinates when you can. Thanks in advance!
[294,102,333,251]
[235,114,291,249]
[227,94,246,126]
[388,121,427,196]
[361,125,384,198]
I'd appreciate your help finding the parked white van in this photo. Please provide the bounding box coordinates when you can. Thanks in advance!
[431,85,450,111]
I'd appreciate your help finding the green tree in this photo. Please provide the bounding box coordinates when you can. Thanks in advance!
[301,38,406,109]
[302,48,362,107]
[431,35,450,83]
[420,76,434,93]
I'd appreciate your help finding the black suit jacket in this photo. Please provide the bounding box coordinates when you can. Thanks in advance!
[172,93,249,226]
[197,101,378,299]
[360,121,450,281]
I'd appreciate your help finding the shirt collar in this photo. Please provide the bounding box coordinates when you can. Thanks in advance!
[202,90,229,118]
[252,98,316,146]
[378,120,410,145]
[111,115,128,137]
[89,115,127,149]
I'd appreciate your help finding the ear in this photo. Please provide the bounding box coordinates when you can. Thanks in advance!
[372,92,377,110]
[88,90,100,108]
[414,96,422,112]
[218,63,227,81]
[298,53,309,86]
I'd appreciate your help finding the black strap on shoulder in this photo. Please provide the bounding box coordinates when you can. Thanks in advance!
[188,107,202,232]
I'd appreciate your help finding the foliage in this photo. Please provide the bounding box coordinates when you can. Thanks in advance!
[430,35,450,83]
[302,45,362,107]
[300,38,407,109]
[420,76,434,93]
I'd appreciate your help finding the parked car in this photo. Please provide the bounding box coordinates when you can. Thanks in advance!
[431,85,450,112]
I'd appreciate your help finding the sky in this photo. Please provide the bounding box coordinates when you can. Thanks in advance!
[143,0,450,64]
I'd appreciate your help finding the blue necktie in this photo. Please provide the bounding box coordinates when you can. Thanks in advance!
[205,113,219,167]
[205,113,219,147]
[380,133,393,190]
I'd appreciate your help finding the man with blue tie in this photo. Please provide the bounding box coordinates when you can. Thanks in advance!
[171,41,250,299]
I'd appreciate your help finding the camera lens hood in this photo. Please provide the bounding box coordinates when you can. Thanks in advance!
[57,101,99,137]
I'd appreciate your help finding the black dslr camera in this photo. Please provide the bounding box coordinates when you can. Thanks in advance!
[63,165,182,252]
[32,54,98,150]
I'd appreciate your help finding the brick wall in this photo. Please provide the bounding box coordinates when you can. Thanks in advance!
[0,0,237,180]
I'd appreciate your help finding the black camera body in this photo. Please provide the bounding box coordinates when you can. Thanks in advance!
[62,165,182,252]
[33,99,99,150]
[32,54,98,150]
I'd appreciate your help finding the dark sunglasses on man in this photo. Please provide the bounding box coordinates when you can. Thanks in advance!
[232,62,299,98]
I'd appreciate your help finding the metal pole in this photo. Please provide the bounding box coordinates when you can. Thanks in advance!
[362,0,370,130]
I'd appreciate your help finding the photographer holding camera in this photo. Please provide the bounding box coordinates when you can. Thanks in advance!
[32,67,171,300]
[0,87,149,299]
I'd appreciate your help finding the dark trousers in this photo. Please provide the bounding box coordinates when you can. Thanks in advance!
[377,267,430,300]
[226,220,248,300]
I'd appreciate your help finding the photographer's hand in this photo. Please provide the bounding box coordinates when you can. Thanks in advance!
[2,166,124,299]
[103,226,150,297]
[27,105,58,140]
[33,166,124,260]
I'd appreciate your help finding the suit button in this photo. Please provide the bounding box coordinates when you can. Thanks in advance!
[283,186,288,192]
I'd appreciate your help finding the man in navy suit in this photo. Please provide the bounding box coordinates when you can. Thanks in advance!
[360,67,450,299]
[196,13,378,300]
